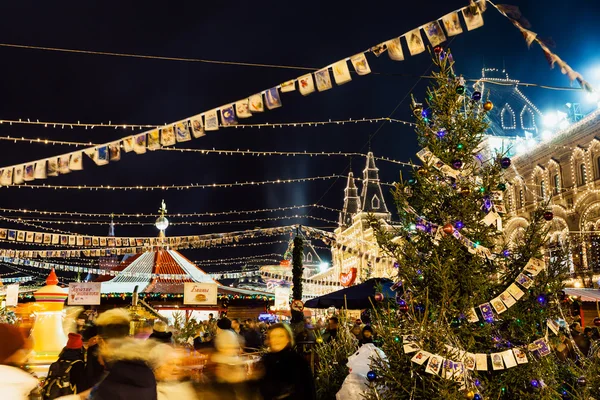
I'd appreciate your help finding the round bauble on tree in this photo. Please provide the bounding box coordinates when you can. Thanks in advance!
[456,85,465,95]
[473,395,482,400]
[594,317,600,327]
[460,187,470,196]
[374,292,384,302]
[417,168,428,176]
[452,159,463,169]
[442,223,454,234]
[366,371,377,382]
[543,211,554,221]
[471,91,482,101]
[577,376,587,386]
[500,157,511,169]
[483,100,494,111]
[433,46,443,54]
[464,390,475,399]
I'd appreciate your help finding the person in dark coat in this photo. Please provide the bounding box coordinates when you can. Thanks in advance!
[54,333,87,393]
[88,338,157,400]
[260,323,316,400]
[243,320,263,352]
[148,321,173,344]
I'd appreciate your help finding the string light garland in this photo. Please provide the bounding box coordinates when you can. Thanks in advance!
[0,174,396,191]
[6,214,339,227]
[193,253,283,265]
[0,204,340,219]
[197,259,278,267]
[0,118,156,131]
[0,215,82,235]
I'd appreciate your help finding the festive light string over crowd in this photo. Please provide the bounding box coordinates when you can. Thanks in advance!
[0,215,82,235]
[0,117,412,136]
[193,253,283,264]
[0,174,397,191]
[7,214,339,227]
[0,204,340,219]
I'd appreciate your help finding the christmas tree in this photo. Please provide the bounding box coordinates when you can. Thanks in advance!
[365,49,598,399]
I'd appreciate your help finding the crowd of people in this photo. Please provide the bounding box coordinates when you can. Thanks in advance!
[0,309,326,400]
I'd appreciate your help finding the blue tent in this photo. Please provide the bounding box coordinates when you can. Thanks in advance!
[304,278,395,309]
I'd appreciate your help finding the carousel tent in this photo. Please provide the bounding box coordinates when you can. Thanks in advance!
[97,249,270,297]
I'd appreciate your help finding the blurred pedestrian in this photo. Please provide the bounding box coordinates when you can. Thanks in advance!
[151,344,197,400]
[260,323,316,400]
[360,326,374,345]
[149,321,173,344]
[0,323,40,399]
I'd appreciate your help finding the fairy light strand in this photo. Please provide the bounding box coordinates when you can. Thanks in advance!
[0,204,340,219]
[0,174,397,191]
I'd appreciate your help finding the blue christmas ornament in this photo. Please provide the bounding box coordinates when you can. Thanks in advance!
[436,129,447,138]
[455,221,464,230]
[531,379,539,388]
[502,249,511,257]
[367,371,377,382]
[473,394,482,400]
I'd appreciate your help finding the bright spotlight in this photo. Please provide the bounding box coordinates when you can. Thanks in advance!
[559,120,569,130]
[526,138,537,149]
[543,112,558,126]
[587,91,600,103]
[541,130,552,141]
[319,262,329,272]
[515,141,527,154]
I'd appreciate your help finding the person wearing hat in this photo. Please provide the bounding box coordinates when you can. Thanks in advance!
[42,333,87,399]
[0,323,40,399]
[148,321,173,344]
[83,308,158,400]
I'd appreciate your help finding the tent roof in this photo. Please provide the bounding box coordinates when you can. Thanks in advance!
[564,288,600,302]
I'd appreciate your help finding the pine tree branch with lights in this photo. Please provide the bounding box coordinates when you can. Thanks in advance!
[364,48,600,400]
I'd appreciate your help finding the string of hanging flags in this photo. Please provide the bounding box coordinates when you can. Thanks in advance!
[0,1,589,187]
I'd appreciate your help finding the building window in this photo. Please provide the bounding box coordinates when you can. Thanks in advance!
[539,179,546,199]
[521,106,535,130]
[596,156,600,180]
[553,174,560,195]
[518,189,524,208]
[501,105,516,130]
[306,253,313,263]
[371,195,380,210]
[580,163,587,185]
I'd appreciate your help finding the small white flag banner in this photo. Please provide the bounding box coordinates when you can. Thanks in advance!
[47,158,59,177]
[189,114,205,137]
[23,164,35,181]
[406,28,425,55]
[109,142,121,162]
[332,60,352,85]
[58,155,71,174]
[13,165,24,184]
[423,20,446,47]
[265,88,282,110]
[315,68,333,91]
[160,126,176,146]
[462,3,485,31]
[235,100,252,119]
[69,153,83,171]
[133,134,147,154]
[5,284,19,306]
[204,109,219,131]
[175,121,192,142]
[298,74,315,96]
[34,161,47,179]
[122,137,134,153]
[98,146,110,165]
[280,80,295,93]
[350,53,371,75]
[442,11,463,36]
[220,105,237,126]
[147,129,160,150]
[248,94,264,113]
[0,168,13,185]
[386,38,404,61]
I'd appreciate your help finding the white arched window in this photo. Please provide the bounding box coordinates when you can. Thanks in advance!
[501,104,516,130]
[371,195,380,210]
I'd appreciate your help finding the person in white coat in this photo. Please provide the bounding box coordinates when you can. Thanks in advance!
[0,323,40,399]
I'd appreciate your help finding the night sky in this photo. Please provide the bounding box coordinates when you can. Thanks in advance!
[0,0,598,274]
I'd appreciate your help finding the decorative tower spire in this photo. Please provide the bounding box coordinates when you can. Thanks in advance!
[108,213,115,237]
[360,152,390,219]
[155,200,169,239]
[339,171,361,228]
